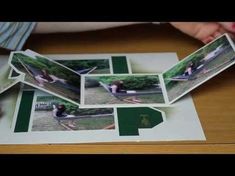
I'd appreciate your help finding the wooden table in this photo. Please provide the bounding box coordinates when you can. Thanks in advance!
[0,23,235,154]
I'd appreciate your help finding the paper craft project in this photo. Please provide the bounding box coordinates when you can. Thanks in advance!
[0,33,234,144]
[2,34,234,108]
[0,52,205,144]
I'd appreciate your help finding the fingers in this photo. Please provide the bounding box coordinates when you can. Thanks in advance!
[218,24,235,40]
[201,30,222,44]
[216,26,235,40]
[202,36,214,44]
[202,25,235,44]
[219,22,235,33]
[213,31,223,38]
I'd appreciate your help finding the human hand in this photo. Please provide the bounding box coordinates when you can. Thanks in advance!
[170,22,235,44]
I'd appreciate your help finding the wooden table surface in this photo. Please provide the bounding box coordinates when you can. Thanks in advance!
[0,23,235,154]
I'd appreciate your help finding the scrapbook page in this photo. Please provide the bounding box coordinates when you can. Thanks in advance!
[1,33,234,144]
[0,52,205,144]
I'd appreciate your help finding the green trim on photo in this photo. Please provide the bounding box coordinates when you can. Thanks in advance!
[14,91,34,132]
[112,56,129,74]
